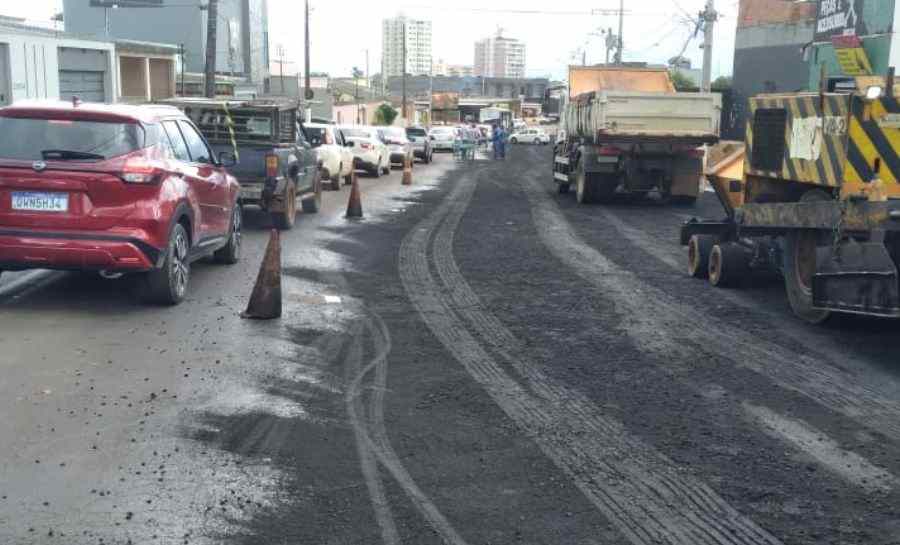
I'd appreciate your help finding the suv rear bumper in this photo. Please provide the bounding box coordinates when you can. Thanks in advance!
[0,229,161,272]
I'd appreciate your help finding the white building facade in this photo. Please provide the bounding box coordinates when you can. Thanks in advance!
[382,16,432,77]
[474,33,526,79]
[0,19,118,106]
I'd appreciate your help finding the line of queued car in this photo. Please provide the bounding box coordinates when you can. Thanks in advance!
[0,99,446,307]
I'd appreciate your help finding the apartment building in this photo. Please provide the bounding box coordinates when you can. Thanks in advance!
[474,32,526,79]
[382,15,432,77]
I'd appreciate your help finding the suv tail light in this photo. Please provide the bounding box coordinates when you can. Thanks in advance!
[360,142,373,150]
[265,154,279,178]
[120,155,162,184]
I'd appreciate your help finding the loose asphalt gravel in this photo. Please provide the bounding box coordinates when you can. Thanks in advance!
[2,146,900,544]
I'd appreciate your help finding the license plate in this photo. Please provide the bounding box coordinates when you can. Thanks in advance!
[11,191,69,212]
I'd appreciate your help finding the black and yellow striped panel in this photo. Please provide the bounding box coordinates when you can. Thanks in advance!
[745,94,851,188]
[845,95,900,186]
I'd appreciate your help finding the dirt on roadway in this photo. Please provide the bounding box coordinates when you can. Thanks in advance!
[2,147,900,545]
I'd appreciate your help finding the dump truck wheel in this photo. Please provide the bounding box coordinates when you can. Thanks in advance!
[784,189,832,324]
[575,164,594,204]
[688,235,715,279]
[708,242,748,287]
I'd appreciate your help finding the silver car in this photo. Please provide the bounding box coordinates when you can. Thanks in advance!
[405,126,433,164]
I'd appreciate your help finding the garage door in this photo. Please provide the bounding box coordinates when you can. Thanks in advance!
[59,71,105,103]
[58,47,108,103]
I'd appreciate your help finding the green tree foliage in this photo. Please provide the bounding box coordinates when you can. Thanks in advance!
[373,103,399,126]
[669,70,696,92]
[711,76,733,91]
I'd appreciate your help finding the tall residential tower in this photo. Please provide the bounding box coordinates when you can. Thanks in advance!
[382,15,432,77]
[474,31,526,78]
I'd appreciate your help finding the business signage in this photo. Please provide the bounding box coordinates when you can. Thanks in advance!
[88,1,164,7]
[815,0,868,42]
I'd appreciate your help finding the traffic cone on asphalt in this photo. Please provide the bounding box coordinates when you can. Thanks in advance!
[241,229,282,320]
[402,155,413,186]
[346,172,363,218]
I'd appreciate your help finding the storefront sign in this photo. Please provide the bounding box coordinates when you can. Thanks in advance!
[815,0,867,42]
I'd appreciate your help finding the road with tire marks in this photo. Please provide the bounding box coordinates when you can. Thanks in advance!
[4,149,900,544]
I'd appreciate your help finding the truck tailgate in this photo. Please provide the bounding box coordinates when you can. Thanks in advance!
[210,143,269,181]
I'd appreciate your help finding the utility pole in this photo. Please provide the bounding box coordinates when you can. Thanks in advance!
[402,20,408,125]
[304,0,312,102]
[179,43,186,96]
[203,0,218,98]
[582,50,586,66]
[700,0,718,92]
[615,0,624,64]
[273,44,287,94]
[366,49,370,90]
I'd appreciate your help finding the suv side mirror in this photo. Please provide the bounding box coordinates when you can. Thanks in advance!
[345,141,355,148]
[218,151,237,167]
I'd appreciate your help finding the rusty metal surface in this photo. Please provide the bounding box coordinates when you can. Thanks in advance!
[568,66,675,98]
[737,200,899,231]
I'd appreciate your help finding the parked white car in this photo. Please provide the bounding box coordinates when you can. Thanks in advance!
[429,126,456,152]
[509,127,551,145]
[380,126,414,167]
[339,126,391,178]
[305,123,354,190]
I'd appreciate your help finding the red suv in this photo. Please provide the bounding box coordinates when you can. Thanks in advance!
[0,101,242,305]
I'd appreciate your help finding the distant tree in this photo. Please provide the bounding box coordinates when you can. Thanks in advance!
[669,70,696,91]
[711,76,733,91]
[374,103,399,126]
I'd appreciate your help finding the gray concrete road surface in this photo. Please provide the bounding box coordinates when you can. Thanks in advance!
[3,147,900,545]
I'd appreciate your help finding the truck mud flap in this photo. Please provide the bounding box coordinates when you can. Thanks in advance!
[813,241,900,317]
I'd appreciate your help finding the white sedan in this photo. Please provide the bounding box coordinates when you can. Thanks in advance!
[339,126,391,178]
[509,128,551,145]
[305,123,354,190]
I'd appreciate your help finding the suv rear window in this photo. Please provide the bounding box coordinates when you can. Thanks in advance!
[0,117,144,161]
[305,127,326,147]
[406,128,427,137]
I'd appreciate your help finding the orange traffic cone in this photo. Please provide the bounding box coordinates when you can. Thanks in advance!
[402,155,413,186]
[241,229,282,320]
[346,172,363,218]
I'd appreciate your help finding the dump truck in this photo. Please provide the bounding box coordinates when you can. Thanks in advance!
[554,66,722,204]
[681,72,900,323]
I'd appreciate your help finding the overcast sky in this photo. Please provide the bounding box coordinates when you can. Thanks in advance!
[4,0,738,81]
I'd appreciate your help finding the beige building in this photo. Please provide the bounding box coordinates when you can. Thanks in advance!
[116,40,178,104]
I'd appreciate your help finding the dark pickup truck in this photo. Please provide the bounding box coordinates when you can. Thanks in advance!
[162,98,320,229]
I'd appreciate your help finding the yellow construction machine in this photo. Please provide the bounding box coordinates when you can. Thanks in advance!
[681,70,900,323]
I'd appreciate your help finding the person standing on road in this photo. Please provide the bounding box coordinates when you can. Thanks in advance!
[492,124,506,160]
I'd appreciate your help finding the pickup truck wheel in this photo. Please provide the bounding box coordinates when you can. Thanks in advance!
[141,223,190,305]
[301,174,322,214]
[272,182,297,230]
[330,169,341,191]
[214,204,242,265]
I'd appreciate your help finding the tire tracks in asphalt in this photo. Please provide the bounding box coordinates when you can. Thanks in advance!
[589,205,900,489]
[515,159,900,485]
[400,164,782,545]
